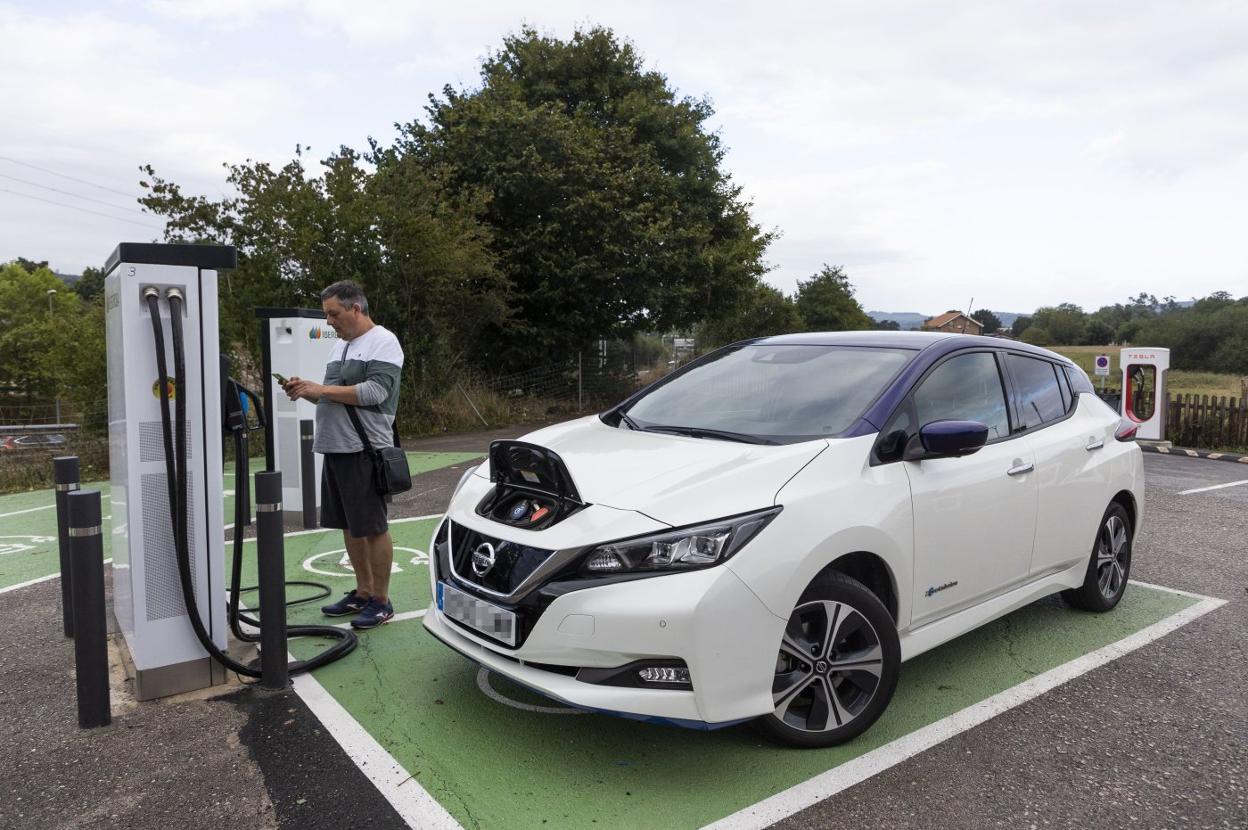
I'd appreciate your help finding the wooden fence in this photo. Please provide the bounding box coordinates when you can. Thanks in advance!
[1166,394,1248,450]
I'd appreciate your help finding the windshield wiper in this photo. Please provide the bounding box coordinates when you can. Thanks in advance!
[618,411,641,431]
[640,425,778,445]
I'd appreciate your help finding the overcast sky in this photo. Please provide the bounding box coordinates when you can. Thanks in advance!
[2,0,1245,314]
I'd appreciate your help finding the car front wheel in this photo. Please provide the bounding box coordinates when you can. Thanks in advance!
[757,571,900,748]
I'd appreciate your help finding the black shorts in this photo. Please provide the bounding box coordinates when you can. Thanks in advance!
[321,452,389,538]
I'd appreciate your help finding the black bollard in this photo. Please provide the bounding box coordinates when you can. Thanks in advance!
[255,471,288,690]
[53,455,80,638]
[299,419,317,529]
[68,489,110,728]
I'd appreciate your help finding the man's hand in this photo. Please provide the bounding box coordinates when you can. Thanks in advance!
[284,377,325,402]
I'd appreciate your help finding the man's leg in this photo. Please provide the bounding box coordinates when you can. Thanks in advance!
[343,531,373,599]
[364,531,394,603]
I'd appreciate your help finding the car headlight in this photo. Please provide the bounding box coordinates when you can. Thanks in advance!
[581,507,781,574]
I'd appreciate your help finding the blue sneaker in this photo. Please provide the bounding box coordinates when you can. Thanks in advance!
[322,589,368,617]
[350,597,395,629]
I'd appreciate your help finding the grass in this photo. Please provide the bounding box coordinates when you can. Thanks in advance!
[1049,346,1246,400]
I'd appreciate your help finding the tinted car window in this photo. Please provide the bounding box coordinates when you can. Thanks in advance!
[624,345,912,442]
[913,352,1010,441]
[1007,354,1066,429]
[1065,364,1095,395]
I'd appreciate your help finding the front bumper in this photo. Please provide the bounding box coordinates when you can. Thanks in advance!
[425,538,787,725]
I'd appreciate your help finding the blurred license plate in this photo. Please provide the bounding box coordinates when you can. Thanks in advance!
[437,581,517,646]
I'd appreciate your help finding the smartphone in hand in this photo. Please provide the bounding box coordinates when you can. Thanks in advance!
[272,372,289,386]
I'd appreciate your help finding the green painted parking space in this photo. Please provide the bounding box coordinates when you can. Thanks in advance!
[229,518,438,626]
[261,533,1195,830]
[0,451,478,591]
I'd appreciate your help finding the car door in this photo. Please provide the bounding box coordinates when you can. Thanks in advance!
[896,351,1039,627]
[1006,355,1117,577]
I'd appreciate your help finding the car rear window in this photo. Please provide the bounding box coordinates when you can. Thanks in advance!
[1006,354,1066,429]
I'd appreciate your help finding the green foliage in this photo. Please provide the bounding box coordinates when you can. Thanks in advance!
[0,261,83,398]
[874,319,900,331]
[793,265,872,332]
[1021,326,1053,346]
[1011,315,1033,337]
[1031,303,1087,345]
[698,282,801,347]
[971,309,1001,334]
[1082,319,1115,346]
[1133,296,1248,373]
[74,266,105,301]
[139,145,508,396]
[398,26,773,367]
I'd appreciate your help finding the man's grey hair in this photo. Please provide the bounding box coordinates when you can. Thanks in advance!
[320,280,369,316]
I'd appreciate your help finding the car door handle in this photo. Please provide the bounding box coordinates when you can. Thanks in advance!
[1006,462,1034,476]
[1085,439,1105,451]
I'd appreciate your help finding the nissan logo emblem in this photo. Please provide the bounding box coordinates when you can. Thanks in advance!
[471,542,497,577]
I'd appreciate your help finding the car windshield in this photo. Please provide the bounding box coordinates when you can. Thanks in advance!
[621,345,913,443]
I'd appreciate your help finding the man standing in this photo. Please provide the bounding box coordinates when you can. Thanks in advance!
[284,281,404,629]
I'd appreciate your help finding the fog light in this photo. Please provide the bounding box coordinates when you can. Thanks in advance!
[637,666,691,685]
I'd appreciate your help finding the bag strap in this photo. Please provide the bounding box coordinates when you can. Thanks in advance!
[344,404,375,452]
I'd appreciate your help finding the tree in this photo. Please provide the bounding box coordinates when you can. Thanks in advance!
[0,260,83,398]
[971,309,1001,334]
[1021,326,1052,346]
[1031,303,1087,345]
[139,145,508,397]
[1011,315,1033,337]
[1081,319,1115,345]
[793,265,873,332]
[397,26,773,368]
[73,266,105,301]
[874,319,900,331]
[699,282,801,347]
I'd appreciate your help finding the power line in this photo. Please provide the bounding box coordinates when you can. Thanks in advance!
[0,156,141,199]
[0,173,148,215]
[0,187,164,230]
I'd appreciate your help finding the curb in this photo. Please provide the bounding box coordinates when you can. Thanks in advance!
[1139,444,1248,464]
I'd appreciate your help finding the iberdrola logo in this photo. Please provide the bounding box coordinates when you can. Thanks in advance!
[308,326,339,340]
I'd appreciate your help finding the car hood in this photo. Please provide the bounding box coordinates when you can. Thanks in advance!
[496,416,828,526]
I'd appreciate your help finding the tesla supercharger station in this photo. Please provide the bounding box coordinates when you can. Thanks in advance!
[1120,347,1170,441]
[104,243,234,699]
[257,308,338,524]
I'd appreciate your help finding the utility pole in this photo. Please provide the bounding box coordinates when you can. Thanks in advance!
[47,289,61,425]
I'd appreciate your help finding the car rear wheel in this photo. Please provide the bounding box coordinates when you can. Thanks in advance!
[757,571,900,748]
[1062,502,1132,612]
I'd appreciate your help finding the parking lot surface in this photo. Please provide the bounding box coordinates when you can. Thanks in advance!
[0,444,1243,829]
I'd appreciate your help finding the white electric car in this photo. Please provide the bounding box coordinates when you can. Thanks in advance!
[424,332,1144,747]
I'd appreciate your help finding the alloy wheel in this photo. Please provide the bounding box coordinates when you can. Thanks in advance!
[772,600,884,733]
[1096,513,1129,599]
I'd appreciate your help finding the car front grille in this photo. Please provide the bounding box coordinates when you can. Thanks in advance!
[448,520,557,597]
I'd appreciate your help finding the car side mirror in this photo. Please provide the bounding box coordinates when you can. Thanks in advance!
[903,420,989,461]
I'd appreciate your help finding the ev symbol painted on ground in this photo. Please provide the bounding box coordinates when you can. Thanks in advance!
[302,547,428,577]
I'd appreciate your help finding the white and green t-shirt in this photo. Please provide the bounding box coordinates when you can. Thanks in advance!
[314,324,404,453]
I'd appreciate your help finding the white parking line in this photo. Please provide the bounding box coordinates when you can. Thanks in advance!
[0,503,55,518]
[293,671,461,830]
[0,493,110,520]
[0,559,114,595]
[1178,479,1248,495]
[703,587,1227,830]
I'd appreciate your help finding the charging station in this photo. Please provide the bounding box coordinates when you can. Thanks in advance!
[103,243,234,699]
[1120,346,1170,441]
[256,308,338,525]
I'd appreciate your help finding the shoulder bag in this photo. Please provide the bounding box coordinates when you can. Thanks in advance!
[345,405,412,496]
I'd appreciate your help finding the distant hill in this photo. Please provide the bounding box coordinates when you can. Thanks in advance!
[868,310,1025,331]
